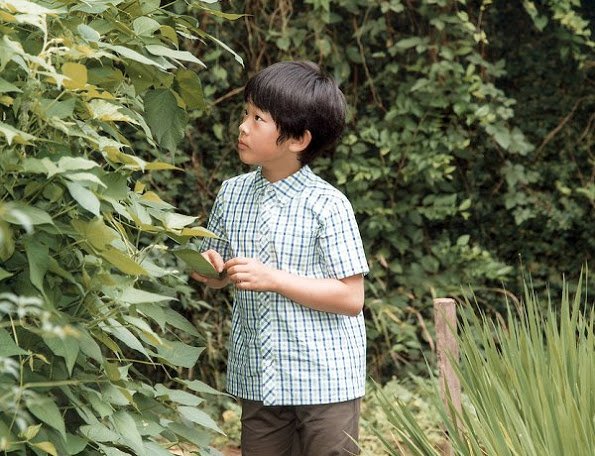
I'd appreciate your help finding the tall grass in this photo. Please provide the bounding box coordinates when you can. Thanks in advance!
[374,273,594,455]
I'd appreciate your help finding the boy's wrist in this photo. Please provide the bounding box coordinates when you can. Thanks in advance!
[268,267,285,294]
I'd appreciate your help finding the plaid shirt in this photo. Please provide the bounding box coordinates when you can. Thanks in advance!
[201,165,368,406]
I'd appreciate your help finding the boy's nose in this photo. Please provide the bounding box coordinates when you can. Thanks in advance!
[238,123,248,136]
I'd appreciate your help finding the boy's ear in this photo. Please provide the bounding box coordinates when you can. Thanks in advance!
[288,130,312,153]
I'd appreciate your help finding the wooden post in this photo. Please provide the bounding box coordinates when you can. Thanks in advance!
[433,298,461,456]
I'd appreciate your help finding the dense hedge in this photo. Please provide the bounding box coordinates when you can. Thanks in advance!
[169,0,594,381]
[0,1,240,454]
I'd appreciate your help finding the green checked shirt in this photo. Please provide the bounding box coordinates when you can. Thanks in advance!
[201,165,368,406]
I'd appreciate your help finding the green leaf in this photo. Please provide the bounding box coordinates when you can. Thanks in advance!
[133,17,161,36]
[163,212,197,230]
[175,69,204,110]
[24,237,49,293]
[182,379,222,396]
[119,287,175,304]
[395,37,423,49]
[0,121,36,145]
[65,172,107,188]
[3,205,53,227]
[103,318,151,358]
[43,335,80,376]
[173,248,221,279]
[57,156,99,172]
[87,99,139,123]
[154,384,202,406]
[111,411,145,456]
[178,406,222,433]
[0,77,22,93]
[20,423,42,441]
[157,340,203,368]
[66,181,100,216]
[204,32,244,66]
[26,398,66,439]
[143,89,187,152]
[39,98,75,119]
[193,4,244,21]
[79,423,120,442]
[63,433,88,454]
[72,218,118,251]
[100,248,148,275]
[0,328,28,356]
[162,307,200,337]
[62,62,88,90]
[101,43,167,70]
[77,23,101,42]
[31,441,58,456]
[145,44,206,67]
[166,422,211,449]
[96,444,133,456]
[78,329,103,363]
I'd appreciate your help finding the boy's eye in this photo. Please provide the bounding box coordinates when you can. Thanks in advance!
[254,115,263,121]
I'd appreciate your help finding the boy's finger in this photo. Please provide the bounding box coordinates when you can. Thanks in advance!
[191,272,208,282]
[203,250,225,272]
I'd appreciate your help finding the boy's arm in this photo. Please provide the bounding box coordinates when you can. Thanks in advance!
[224,257,364,316]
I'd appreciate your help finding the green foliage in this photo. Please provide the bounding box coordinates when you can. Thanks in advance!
[174,0,594,445]
[374,271,594,455]
[0,0,241,454]
[360,378,444,455]
[168,0,593,383]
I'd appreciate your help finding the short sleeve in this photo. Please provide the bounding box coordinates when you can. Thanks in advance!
[200,183,232,262]
[318,195,368,279]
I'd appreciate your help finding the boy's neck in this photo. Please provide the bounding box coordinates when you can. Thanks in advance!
[261,162,303,183]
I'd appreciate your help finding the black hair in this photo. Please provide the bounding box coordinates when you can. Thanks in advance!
[243,61,346,165]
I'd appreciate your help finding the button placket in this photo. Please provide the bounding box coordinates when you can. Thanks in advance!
[256,186,279,405]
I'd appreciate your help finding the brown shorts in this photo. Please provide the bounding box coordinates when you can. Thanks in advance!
[240,398,361,456]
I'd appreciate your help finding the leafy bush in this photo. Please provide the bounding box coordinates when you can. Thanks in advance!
[0,1,241,454]
[169,0,593,383]
[374,271,594,455]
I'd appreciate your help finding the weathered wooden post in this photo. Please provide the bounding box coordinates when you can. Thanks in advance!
[433,298,461,456]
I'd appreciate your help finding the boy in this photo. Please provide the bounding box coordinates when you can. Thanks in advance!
[192,61,368,456]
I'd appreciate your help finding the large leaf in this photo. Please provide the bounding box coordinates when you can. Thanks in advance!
[143,89,187,152]
[24,237,49,294]
[62,62,88,90]
[43,335,80,376]
[118,287,175,304]
[178,406,222,433]
[26,398,66,439]
[0,328,28,356]
[100,43,167,70]
[0,121,36,145]
[175,69,204,109]
[100,248,148,276]
[0,76,22,93]
[156,340,203,368]
[111,411,146,456]
[102,318,151,359]
[66,181,100,216]
[72,218,118,251]
[145,44,206,67]
[173,248,221,279]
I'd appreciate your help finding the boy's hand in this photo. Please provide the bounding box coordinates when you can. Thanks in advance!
[191,249,229,289]
[224,257,278,292]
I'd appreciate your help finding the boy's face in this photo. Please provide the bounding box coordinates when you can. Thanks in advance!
[237,102,301,179]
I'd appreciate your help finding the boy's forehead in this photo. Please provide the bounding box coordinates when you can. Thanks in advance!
[245,101,269,114]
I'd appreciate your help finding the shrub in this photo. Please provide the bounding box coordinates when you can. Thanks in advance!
[0,1,241,454]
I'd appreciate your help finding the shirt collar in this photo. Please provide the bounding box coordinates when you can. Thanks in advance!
[254,166,313,206]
